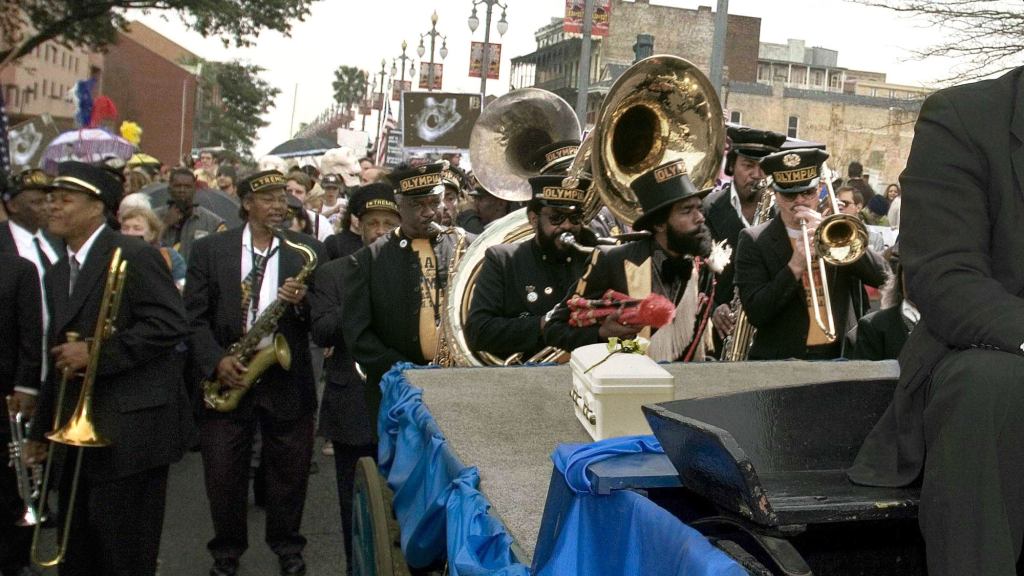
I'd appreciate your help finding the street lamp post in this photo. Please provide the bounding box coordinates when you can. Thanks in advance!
[392,40,417,136]
[376,58,388,137]
[468,0,509,98]
[417,11,448,92]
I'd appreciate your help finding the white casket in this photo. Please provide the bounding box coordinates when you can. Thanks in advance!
[569,343,675,441]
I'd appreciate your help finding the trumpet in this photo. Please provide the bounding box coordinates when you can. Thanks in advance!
[33,248,128,567]
[7,400,45,527]
[798,163,869,342]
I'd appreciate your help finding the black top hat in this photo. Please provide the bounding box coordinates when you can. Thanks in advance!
[527,174,591,211]
[350,182,400,218]
[4,168,51,202]
[321,173,343,189]
[527,139,581,175]
[237,170,288,199]
[51,161,122,212]
[727,126,787,159]
[761,148,831,194]
[390,161,448,196]
[630,159,708,232]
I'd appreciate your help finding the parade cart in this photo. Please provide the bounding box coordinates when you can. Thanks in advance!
[352,359,921,576]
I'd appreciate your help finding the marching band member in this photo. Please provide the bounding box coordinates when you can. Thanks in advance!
[185,170,323,576]
[732,148,887,360]
[309,183,400,575]
[543,159,728,362]
[26,162,191,575]
[703,126,786,339]
[466,174,595,361]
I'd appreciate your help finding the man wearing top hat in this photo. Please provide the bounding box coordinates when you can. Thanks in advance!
[185,170,323,576]
[466,174,597,363]
[703,126,787,340]
[25,161,192,576]
[543,158,729,362]
[733,148,887,361]
[342,161,464,413]
[309,183,400,575]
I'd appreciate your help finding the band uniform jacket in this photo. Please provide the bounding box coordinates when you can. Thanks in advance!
[185,227,324,421]
[342,229,461,412]
[702,185,747,310]
[310,257,374,446]
[734,216,887,360]
[31,228,192,482]
[0,254,42,398]
[850,67,1024,487]
[466,240,590,360]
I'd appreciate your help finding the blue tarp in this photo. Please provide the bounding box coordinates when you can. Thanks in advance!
[377,363,530,575]
[532,436,748,576]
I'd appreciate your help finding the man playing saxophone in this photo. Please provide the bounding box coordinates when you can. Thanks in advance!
[185,170,323,576]
[26,162,191,576]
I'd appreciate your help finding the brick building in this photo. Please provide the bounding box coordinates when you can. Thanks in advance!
[103,21,200,167]
[1,40,102,127]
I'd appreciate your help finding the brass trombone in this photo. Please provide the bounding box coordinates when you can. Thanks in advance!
[799,163,869,342]
[32,248,127,567]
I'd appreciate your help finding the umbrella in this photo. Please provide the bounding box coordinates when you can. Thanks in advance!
[267,137,338,159]
[127,153,162,168]
[42,128,137,172]
[142,183,243,228]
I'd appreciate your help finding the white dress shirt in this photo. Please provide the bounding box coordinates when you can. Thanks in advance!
[10,221,58,393]
[241,225,280,349]
[729,182,754,229]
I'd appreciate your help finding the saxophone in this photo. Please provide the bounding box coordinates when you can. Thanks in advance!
[428,222,468,367]
[203,232,318,412]
[721,178,774,361]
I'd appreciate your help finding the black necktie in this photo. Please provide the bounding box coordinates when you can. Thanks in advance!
[34,237,52,267]
[68,256,80,296]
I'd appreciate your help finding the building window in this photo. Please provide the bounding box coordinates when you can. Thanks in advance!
[757,63,770,82]
[792,66,807,85]
[812,70,824,86]
[42,79,48,97]
[730,110,742,124]
[787,116,799,138]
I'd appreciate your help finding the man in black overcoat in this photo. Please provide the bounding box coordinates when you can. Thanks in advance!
[309,183,400,575]
[733,148,887,360]
[185,170,322,576]
[466,174,595,362]
[26,162,192,576]
[848,67,1024,575]
[0,254,42,576]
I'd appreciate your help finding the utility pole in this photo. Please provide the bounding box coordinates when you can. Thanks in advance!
[709,0,729,100]
[574,0,594,129]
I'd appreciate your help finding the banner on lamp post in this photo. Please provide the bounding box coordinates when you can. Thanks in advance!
[564,0,611,36]
[392,80,412,101]
[401,91,482,151]
[468,42,501,80]
[418,63,444,90]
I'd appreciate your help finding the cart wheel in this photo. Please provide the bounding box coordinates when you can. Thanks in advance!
[351,457,410,576]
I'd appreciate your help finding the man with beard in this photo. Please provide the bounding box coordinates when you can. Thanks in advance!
[466,175,596,362]
[733,148,887,360]
[310,183,399,575]
[543,159,727,362]
[703,126,786,341]
[157,168,226,262]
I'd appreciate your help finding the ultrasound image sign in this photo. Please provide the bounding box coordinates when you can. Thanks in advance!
[401,92,481,151]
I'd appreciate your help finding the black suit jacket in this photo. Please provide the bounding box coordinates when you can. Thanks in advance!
[0,221,63,262]
[310,257,374,446]
[185,227,323,421]
[0,254,42,398]
[849,306,909,361]
[466,241,589,359]
[703,185,747,309]
[32,227,192,482]
[850,67,1024,487]
[323,229,363,262]
[734,217,887,360]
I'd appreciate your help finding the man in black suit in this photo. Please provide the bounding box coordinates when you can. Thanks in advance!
[849,244,915,361]
[185,170,322,576]
[0,254,42,576]
[342,161,463,409]
[26,161,192,576]
[849,68,1024,575]
[702,126,786,341]
[543,159,728,362]
[466,174,595,362]
[310,183,400,575]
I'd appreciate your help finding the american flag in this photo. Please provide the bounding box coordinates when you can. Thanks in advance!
[374,96,396,166]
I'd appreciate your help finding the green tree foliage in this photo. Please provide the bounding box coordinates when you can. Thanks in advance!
[192,60,280,161]
[0,0,319,66]
[332,65,368,115]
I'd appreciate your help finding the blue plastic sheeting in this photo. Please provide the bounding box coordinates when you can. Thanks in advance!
[377,363,530,576]
[532,436,748,576]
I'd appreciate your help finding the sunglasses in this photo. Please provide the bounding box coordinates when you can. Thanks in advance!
[547,212,583,226]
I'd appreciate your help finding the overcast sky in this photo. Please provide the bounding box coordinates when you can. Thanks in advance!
[134,0,963,157]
